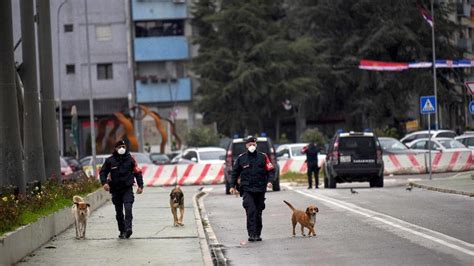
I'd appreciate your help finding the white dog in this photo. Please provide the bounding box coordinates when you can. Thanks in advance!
[72,195,90,239]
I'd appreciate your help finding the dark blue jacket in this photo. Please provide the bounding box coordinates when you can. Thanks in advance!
[230,151,275,193]
[99,151,144,192]
[303,144,319,166]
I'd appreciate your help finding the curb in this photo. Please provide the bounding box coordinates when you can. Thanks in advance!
[0,189,110,265]
[194,191,228,266]
[192,191,213,266]
[408,182,474,197]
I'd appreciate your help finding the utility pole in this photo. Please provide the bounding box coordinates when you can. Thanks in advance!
[38,0,61,180]
[21,0,46,183]
[84,0,97,177]
[430,0,439,130]
[0,0,26,193]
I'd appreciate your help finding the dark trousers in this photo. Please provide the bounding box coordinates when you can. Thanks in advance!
[111,187,134,233]
[307,162,319,188]
[242,191,266,237]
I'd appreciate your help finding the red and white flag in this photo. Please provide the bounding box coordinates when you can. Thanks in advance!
[417,0,433,27]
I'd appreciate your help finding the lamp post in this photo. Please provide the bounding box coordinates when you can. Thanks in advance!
[430,0,439,130]
[57,0,68,156]
[84,0,97,177]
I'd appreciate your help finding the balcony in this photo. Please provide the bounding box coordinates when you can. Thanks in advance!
[458,38,473,53]
[136,77,192,103]
[134,36,189,61]
[132,0,187,20]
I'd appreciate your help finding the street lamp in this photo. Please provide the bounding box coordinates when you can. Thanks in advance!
[84,0,97,177]
[57,0,68,156]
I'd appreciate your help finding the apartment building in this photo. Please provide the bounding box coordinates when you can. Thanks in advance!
[131,0,199,152]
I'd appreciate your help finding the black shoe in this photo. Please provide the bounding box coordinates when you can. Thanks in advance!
[118,232,125,239]
[248,235,256,242]
[255,235,262,241]
[307,186,312,189]
[125,229,133,239]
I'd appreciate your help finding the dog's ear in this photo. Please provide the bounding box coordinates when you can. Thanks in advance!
[86,203,91,207]
[306,207,310,215]
[316,207,319,213]
[74,202,80,206]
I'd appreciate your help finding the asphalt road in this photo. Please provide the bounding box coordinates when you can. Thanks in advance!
[202,176,473,265]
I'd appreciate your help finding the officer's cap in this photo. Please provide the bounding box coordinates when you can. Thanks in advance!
[245,136,257,143]
[115,140,127,148]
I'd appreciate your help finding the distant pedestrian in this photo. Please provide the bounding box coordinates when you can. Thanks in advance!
[100,140,144,239]
[302,142,319,189]
[229,136,275,242]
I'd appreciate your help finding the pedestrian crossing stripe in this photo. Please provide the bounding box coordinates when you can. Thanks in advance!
[422,99,435,112]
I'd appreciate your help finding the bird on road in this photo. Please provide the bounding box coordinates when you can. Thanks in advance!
[350,188,358,194]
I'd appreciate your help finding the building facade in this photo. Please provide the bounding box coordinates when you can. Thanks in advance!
[131,0,200,153]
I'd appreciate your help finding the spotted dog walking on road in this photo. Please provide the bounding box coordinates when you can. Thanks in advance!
[72,195,90,240]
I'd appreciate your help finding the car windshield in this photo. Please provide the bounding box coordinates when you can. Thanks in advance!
[438,139,466,149]
[339,137,375,154]
[291,146,306,156]
[132,153,152,164]
[199,150,225,160]
[379,138,408,150]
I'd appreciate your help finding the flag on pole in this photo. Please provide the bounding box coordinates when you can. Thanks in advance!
[417,0,433,27]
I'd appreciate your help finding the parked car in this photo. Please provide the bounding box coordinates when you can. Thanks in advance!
[63,156,82,172]
[167,150,182,161]
[223,137,280,194]
[455,134,474,150]
[60,157,73,177]
[400,130,456,145]
[324,131,384,188]
[176,147,226,164]
[149,153,171,165]
[276,143,326,167]
[378,137,420,154]
[406,138,469,152]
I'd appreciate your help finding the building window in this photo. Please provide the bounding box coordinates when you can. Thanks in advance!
[96,25,112,41]
[135,20,184,37]
[66,64,75,74]
[97,63,113,80]
[64,24,73,32]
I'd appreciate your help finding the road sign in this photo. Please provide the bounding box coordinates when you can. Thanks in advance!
[470,101,474,114]
[465,82,474,96]
[420,96,436,114]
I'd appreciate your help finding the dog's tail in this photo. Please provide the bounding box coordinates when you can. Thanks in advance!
[73,195,84,203]
[283,200,295,211]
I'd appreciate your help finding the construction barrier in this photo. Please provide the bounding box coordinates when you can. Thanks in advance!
[279,151,473,176]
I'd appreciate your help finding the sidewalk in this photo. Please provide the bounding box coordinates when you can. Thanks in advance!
[409,171,474,197]
[17,186,211,265]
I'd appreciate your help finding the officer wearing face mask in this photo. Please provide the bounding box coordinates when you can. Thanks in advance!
[230,136,275,242]
[100,140,144,239]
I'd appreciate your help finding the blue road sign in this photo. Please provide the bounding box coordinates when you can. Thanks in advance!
[470,101,474,114]
[420,96,436,114]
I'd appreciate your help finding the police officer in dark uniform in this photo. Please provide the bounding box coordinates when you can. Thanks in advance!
[100,140,144,239]
[229,136,275,242]
[302,142,319,189]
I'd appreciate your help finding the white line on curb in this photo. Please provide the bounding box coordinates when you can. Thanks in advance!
[286,186,474,257]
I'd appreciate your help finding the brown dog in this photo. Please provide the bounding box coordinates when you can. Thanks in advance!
[283,200,319,237]
[72,195,90,239]
[170,187,184,226]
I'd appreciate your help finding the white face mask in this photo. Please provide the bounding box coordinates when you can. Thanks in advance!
[117,147,126,155]
[248,145,256,153]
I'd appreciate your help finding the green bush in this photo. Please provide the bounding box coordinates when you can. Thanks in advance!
[0,172,101,236]
[300,128,327,146]
[186,126,219,147]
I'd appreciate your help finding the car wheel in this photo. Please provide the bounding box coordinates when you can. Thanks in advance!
[370,174,384,188]
[272,177,280,191]
[328,174,336,189]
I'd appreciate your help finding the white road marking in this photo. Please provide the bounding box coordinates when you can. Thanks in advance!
[408,178,422,182]
[286,186,474,256]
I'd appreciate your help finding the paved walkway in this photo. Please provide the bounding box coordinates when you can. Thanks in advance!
[409,171,474,197]
[17,186,210,265]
